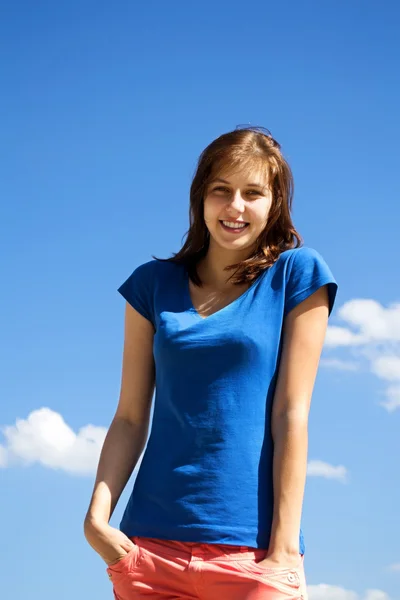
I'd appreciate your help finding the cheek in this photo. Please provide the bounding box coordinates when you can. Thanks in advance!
[253,200,272,225]
[203,197,223,221]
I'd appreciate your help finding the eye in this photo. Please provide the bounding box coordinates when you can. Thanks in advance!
[213,186,230,193]
[247,190,261,197]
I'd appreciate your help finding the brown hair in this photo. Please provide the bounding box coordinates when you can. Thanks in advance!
[159,126,302,286]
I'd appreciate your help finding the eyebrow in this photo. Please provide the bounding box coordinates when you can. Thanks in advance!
[211,178,266,189]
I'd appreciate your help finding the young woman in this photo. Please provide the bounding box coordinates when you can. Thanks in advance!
[84,126,338,600]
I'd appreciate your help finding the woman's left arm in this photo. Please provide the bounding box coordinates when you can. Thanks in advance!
[262,285,330,567]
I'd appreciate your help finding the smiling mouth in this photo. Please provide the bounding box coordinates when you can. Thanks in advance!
[219,220,249,233]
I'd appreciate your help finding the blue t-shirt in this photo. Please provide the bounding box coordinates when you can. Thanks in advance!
[117,247,338,553]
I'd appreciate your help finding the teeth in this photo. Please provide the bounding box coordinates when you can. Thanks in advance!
[222,221,247,229]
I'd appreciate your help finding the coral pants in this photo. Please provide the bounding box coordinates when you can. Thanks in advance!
[107,537,307,599]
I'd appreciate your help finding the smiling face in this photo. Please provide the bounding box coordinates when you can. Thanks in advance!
[203,167,273,259]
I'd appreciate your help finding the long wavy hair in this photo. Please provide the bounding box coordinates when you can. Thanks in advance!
[159,126,302,286]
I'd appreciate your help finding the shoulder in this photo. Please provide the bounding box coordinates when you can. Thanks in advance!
[118,259,183,324]
[129,258,158,278]
[127,258,182,282]
[277,246,326,270]
[277,246,338,316]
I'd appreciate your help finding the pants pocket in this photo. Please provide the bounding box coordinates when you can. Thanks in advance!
[106,544,141,581]
[235,560,304,596]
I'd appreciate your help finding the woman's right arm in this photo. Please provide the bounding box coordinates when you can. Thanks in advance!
[83,302,155,564]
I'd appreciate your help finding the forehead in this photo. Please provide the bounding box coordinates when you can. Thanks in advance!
[210,159,270,188]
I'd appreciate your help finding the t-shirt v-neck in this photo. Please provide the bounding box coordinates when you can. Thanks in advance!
[185,270,268,320]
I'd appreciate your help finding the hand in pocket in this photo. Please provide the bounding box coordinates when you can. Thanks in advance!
[85,521,136,566]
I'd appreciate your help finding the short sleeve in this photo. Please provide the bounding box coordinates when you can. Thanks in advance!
[284,247,338,316]
[117,260,156,325]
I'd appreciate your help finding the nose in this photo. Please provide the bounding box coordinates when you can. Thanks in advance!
[227,190,245,213]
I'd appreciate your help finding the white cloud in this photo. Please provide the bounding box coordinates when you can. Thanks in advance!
[0,408,107,476]
[338,300,400,342]
[320,358,359,371]
[371,356,400,382]
[307,460,348,482]
[380,386,400,413]
[387,562,400,572]
[308,585,391,600]
[325,326,365,347]
[325,299,400,412]
[364,592,391,600]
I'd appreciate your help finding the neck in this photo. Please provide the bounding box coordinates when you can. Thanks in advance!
[198,242,249,289]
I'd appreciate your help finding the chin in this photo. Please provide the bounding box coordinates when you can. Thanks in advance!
[212,237,253,253]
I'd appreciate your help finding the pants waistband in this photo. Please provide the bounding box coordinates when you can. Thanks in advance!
[131,536,269,562]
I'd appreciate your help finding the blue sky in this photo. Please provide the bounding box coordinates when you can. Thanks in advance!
[1,1,399,599]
